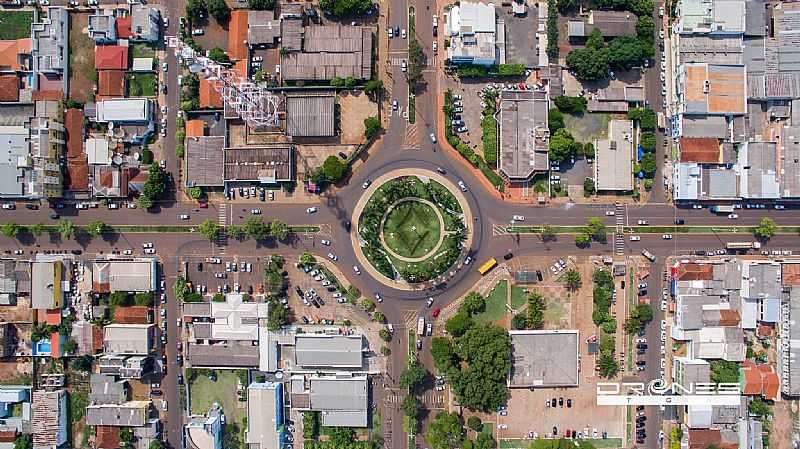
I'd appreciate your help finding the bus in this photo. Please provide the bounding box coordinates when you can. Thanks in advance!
[726,241,762,250]
[641,249,656,262]
[710,205,735,213]
[478,258,498,275]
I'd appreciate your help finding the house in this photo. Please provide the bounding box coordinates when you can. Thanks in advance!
[31,390,67,449]
[246,382,283,449]
[89,374,128,405]
[497,89,549,181]
[446,1,499,66]
[281,25,373,81]
[85,401,150,426]
[781,287,800,396]
[0,75,20,103]
[64,108,89,194]
[103,324,155,355]
[0,38,31,73]
[0,259,30,306]
[0,386,31,434]
[86,138,111,165]
[97,354,153,379]
[130,5,160,42]
[507,330,579,388]
[97,71,126,98]
[285,93,335,137]
[92,165,132,198]
[199,77,222,109]
[88,13,117,43]
[31,261,63,311]
[740,361,779,401]
[594,119,634,191]
[28,116,65,198]
[568,10,637,40]
[228,10,249,60]
[31,7,69,92]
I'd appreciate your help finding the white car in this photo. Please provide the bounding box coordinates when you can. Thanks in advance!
[629,235,641,241]
[142,242,154,248]
[660,320,667,330]
[659,6,664,16]
[692,204,703,209]
[429,133,437,143]
[458,180,467,192]
[320,239,331,246]
[144,248,156,254]
[660,330,667,342]
[659,30,665,39]
[512,215,525,222]
[123,249,133,255]
[401,60,407,72]
[327,253,338,261]
[432,41,437,53]
[306,207,317,214]
[250,209,261,214]
[638,219,648,225]
[163,17,169,27]
[605,210,615,216]
[401,28,407,38]
[1,203,14,210]
[362,180,372,189]
[662,234,673,239]
[162,62,168,72]
[392,99,398,110]
[353,266,361,275]
[191,28,204,36]
[660,300,667,311]
[375,293,383,302]
[179,214,189,220]
[728,213,739,219]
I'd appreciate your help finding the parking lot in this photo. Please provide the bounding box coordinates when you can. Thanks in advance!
[502,4,540,65]
[185,255,265,296]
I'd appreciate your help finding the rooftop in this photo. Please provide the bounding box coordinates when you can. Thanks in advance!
[224,145,294,183]
[309,376,368,427]
[294,334,364,368]
[281,25,372,81]
[95,46,129,70]
[595,119,634,191]
[680,137,721,163]
[677,0,745,33]
[187,342,260,367]
[246,382,282,449]
[228,10,249,60]
[97,70,126,98]
[103,324,153,355]
[738,141,779,199]
[247,11,280,45]
[199,77,222,109]
[508,330,579,388]
[498,89,549,180]
[92,260,154,292]
[209,294,268,341]
[85,401,149,427]
[679,63,747,115]
[781,126,800,198]
[285,94,335,137]
[186,136,225,187]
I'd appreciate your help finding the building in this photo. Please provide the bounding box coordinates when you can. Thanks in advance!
[285,94,335,137]
[88,13,117,43]
[676,63,747,116]
[497,89,549,180]
[0,38,31,73]
[673,357,711,387]
[186,405,223,449]
[186,136,225,187]
[0,126,32,197]
[567,10,637,40]
[31,261,63,311]
[0,259,30,306]
[31,7,69,92]
[781,126,800,198]
[446,1,499,66]
[247,11,280,47]
[737,141,779,199]
[246,382,283,449]
[281,25,373,81]
[674,0,746,34]
[89,374,128,405]
[228,10,249,60]
[28,116,65,198]
[780,287,800,396]
[594,119,634,191]
[740,361,779,401]
[97,70,126,98]
[293,334,365,370]
[95,46,129,70]
[308,376,368,427]
[91,259,156,293]
[103,324,154,355]
[0,386,31,435]
[130,5,160,42]
[507,330,579,388]
[95,98,153,124]
[85,401,150,426]
[97,354,153,379]
[199,77,223,109]
[225,145,294,184]
[31,390,67,449]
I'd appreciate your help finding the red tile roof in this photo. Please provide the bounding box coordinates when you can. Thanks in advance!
[97,70,126,98]
[199,77,222,109]
[228,10,249,60]
[65,109,84,159]
[32,90,63,101]
[49,332,60,358]
[115,16,132,39]
[688,429,736,449]
[113,306,151,324]
[44,309,61,325]
[680,138,721,163]
[0,38,31,71]
[741,361,780,401]
[95,45,129,70]
[96,426,120,449]
[92,325,104,354]
[66,162,90,191]
[186,119,206,137]
[0,75,20,102]
[675,263,714,281]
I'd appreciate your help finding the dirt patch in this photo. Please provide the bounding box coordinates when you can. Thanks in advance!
[129,379,152,401]
[0,297,33,322]
[770,400,794,449]
[68,12,96,103]
[0,360,31,385]
[563,112,616,144]
[339,91,378,144]
[295,143,358,180]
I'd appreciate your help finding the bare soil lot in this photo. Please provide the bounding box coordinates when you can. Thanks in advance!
[68,12,96,103]
[339,91,378,144]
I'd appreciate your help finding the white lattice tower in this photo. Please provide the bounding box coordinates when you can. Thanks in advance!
[168,37,280,128]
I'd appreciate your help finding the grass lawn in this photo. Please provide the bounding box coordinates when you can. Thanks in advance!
[127,73,157,97]
[474,280,508,324]
[511,285,528,310]
[563,112,614,143]
[0,11,33,39]
[131,43,155,58]
[190,370,247,436]
[383,200,441,258]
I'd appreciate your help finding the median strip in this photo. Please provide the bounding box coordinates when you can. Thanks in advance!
[504,225,800,235]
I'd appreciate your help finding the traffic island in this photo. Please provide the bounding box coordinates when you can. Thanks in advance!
[351,169,474,291]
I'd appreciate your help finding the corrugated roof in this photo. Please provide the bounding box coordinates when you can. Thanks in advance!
[98,70,126,98]
[0,75,19,102]
[499,89,549,180]
[185,136,224,187]
[595,119,634,191]
[285,94,335,137]
[294,334,364,368]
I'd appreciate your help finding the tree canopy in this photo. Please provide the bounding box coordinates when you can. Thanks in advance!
[425,412,465,449]
[207,0,230,21]
[364,116,381,139]
[320,155,348,183]
[399,360,428,391]
[753,217,777,241]
[208,48,230,64]
[247,0,274,9]
[549,128,580,163]
[198,219,221,241]
[319,0,373,16]
[451,324,512,411]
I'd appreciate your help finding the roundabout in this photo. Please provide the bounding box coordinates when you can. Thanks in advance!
[351,168,474,290]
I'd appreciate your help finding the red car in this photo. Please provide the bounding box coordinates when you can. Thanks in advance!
[198,202,208,208]
[432,307,441,318]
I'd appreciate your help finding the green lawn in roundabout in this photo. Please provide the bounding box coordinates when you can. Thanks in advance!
[358,175,467,283]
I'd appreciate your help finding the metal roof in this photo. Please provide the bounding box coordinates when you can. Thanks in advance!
[781,126,800,198]
[246,382,282,449]
[294,334,364,368]
[508,330,579,387]
[224,145,294,183]
[103,324,153,355]
[285,94,335,137]
[498,89,549,180]
[738,141,779,199]
[186,136,224,187]
[309,376,368,427]
[85,401,149,427]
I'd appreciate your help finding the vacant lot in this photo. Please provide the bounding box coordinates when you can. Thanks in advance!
[475,279,508,324]
[68,12,95,103]
[563,112,613,144]
[127,73,157,97]
[190,369,247,427]
[0,10,33,40]
[339,91,377,144]
[131,43,155,58]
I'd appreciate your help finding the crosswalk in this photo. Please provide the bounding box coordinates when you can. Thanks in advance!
[386,393,445,407]
[614,203,625,256]
[217,203,228,252]
[403,123,421,149]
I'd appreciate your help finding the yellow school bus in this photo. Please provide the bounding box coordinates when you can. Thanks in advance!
[478,258,497,275]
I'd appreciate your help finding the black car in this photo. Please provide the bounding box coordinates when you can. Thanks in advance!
[70,249,82,255]
[637,348,646,355]
[197,262,203,272]
[294,286,304,297]
[636,405,645,411]
[551,398,557,407]
[566,399,572,408]
[637,416,647,422]
[338,151,348,160]
[636,343,647,349]
[503,252,514,260]
[25,204,38,210]
[326,286,336,292]
[558,397,564,407]
[675,218,685,225]
[343,220,352,232]
[536,270,543,281]
[178,374,184,385]
[301,316,310,324]
[552,427,558,436]
[317,298,325,306]
[636,360,646,366]
[311,299,320,308]
[49,212,59,219]
[176,355,183,365]
[436,167,447,175]
[151,390,163,397]
[636,438,645,444]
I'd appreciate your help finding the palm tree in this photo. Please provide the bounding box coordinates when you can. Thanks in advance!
[564,269,581,291]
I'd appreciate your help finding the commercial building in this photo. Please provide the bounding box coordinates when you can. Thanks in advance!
[309,376,368,427]
[281,25,373,81]
[285,94,335,137]
[103,324,154,355]
[675,63,747,117]
[781,126,800,198]
[89,374,128,405]
[130,5,161,42]
[97,354,153,379]
[95,98,153,124]
[293,334,365,370]
[0,126,33,197]
[185,136,225,187]
[737,141,779,199]
[567,10,637,40]
[31,390,67,449]
[674,0,746,34]
[497,89,549,180]
[224,145,294,184]
[507,330,579,388]
[91,259,156,293]
[245,382,283,449]
[0,259,30,306]
[446,1,500,66]
[247,11,281,47]
[85,401,150,426]
[594,119,634,191]
[781,287,800,396]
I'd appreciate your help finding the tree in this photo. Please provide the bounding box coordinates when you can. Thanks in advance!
[247,0,274,9]
[636,15,655,40]
[321,155,348,183]
[575,233,591,247]
[61,339,77,355]
[13,434,32,449]
[556,0,575,12]
[58,219,76,240]
[431,337,456,372]
[137,195,154,210]
[566,46,610,81]
[379,328,391,342]
[141,164,168,204]
[71,355,93,372]
[548,108,565,133]
[270,219,290,241]
[598,353,619,378]
[86,220,108,237]
[461,292,486,315]
[108,291,130,307]
[586,217,607,242]
[373,311,386,323]
[406,36,425,86]
[401,395,421,417]
[299,252,315,266]
[640,153,657,177]
[586,28,604,51]
[445,312,473,337]
[710,360,740,384]
[399,361,428,391]
[212,293,225,302]
[527,293,545,329]
[640,131,656,151]
[425,412,465,449]
[748,397,771,417]
[227,224,246,240]
[608,36,653,71]
[243,217,269,240]
[451,324,512,411]
[364,79,384,99]
[541,224,556,242]
[584,177,596,195]
[31,223,45,236]
[554,95,587,114]
[549,128,577,163]
[754,217,777,241]
[1,222,22,239]
[134,292,154,306]
[208,48,230,64]
[364,116,381,139]
[185,0,207,21]
[207,0,230,21]
[564,269,581,291]
[198,219,220,241]
[319,0,373,16]
[511,313,528,330]
[467,416,482,432]
[173,277,189,301]
[149,441,166,449]
[266,298,288,330]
